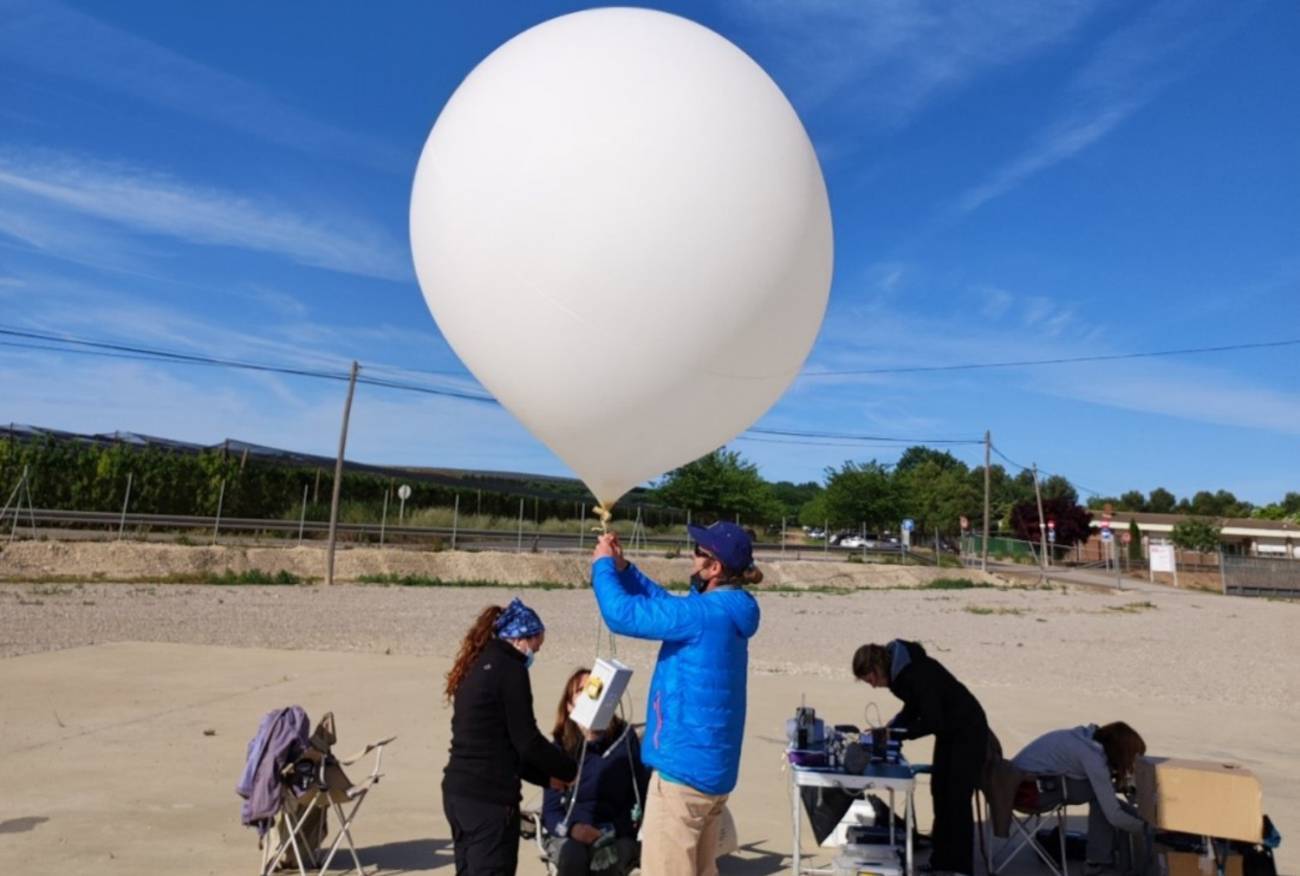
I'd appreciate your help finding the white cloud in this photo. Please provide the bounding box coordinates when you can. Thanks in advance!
[974,285,1014,319]
[0,350,556,475]
[0,0,404,172]
[0,151,411,281]
[952,0,1249,214]
[727,0,1103,125]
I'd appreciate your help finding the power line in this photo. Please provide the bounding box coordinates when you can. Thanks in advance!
[735,435,958,450]
[989,443,1102,497]
[0,327,499,404]
[0,327,985,447]
[803,338,1300,377]
[747,427,981,445]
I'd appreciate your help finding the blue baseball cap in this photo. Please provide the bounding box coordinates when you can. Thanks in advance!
[687,521,754,573]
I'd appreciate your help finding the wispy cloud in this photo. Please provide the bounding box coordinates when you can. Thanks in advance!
[0,151,411,281]
[0,0,405,173]
[974,285,1014,319]
[953,0,1250,215]
[727,0,1103,126]
[0,351,556,473]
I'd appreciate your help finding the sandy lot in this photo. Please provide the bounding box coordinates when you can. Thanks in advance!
[1,560,1296,874]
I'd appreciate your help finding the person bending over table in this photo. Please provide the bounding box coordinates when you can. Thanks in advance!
[1012,722,1147,874]
[542,667,649,876]
[854,640,989,876]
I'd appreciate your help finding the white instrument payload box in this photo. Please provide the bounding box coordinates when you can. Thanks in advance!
[568,658,633,732]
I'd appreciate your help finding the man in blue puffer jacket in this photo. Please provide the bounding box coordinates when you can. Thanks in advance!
[591,522,761,876]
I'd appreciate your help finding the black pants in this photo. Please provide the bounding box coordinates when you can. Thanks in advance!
[929,732,986,875]
[443,794,520,876]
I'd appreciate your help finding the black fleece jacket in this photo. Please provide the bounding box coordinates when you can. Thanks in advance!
[888,640,988,743]
[442,638,577,805]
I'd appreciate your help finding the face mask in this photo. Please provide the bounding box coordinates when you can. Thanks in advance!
[522,647,535,670]
[690,573,708,594]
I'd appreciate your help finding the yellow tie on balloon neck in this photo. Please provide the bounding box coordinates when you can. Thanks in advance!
[593,503,614,533]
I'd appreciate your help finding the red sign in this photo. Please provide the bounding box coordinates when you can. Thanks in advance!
[960,516,969,530]
[1121,531,1132,544]
[1100,519,1111,531]
[1047,520,1056,530]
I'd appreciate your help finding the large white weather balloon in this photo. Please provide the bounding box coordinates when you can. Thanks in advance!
[410,8,832,510]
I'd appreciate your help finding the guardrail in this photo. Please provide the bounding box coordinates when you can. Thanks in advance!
[3,508,949,565]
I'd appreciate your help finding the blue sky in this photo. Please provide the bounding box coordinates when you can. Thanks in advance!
[2,0,1297,503]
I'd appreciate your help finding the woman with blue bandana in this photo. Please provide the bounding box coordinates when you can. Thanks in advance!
[443,598,578,875]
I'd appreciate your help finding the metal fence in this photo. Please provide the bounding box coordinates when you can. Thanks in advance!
[0,506,954,567]
[1222,555,1300,598]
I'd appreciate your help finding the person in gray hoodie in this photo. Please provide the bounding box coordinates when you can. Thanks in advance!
[1012,722,1147,872]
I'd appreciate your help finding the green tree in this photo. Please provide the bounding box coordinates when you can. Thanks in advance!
[1128,519,1143,562]
[968,464,1032,534]
[897,458,977,536]
[1170,517,1222,553]
[769,480,823,521]
[1148,487,1177,514]
[653,449,782,524]
[894,447,965,474]
[820,461,902,531]
[1040,474,1078,505]
[798,492,830,529]
[1119,490,1147,512]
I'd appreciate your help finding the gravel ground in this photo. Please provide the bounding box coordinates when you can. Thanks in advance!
[3,579,1297,715]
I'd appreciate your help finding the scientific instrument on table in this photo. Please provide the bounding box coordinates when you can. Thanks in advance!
[786,699,915,876]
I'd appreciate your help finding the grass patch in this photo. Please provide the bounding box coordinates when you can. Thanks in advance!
[206,569,303,586]
[356,573,576,590]
[918,577,993,590]
[1105,600,1157,613]
[963,605,1028,616]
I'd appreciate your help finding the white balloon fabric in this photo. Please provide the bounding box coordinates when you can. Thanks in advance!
[410,8,832,509]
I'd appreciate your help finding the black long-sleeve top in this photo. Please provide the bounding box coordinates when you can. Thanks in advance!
[887,640,988,743]
[442,637,577,805]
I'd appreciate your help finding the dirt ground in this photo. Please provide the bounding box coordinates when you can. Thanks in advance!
[1,548,1296,875]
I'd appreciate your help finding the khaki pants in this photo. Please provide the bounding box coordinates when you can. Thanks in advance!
[640,772,729,876]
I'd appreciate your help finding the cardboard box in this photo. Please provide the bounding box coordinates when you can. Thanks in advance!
[1136,756,1262,843]
[1156,847,1243,876]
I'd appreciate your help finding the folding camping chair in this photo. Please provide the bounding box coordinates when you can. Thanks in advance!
[986,775,1071,876]
[260,712,396,876]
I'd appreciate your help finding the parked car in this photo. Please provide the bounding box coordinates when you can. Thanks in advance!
[839,535,865,549]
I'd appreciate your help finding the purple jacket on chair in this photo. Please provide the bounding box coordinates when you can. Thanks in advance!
[237,706,310,836]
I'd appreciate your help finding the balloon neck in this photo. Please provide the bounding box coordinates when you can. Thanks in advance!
[593,503,614,533]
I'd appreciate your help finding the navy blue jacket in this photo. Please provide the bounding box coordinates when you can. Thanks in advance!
[541,726,649,839]
[592,558,760,795]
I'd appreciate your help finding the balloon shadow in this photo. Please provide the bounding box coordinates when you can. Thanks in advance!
[0,816,49,834]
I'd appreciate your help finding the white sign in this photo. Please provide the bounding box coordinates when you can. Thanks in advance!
[397,485,412,501]
[1150,544,1176,573]
[1101,529,1113,542]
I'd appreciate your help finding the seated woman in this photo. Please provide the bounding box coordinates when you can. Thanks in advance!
[542,668,649,876]
[1012,722,1147,873]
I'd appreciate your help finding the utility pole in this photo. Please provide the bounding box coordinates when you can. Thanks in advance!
[326,361,359,586]
[981,430,991,572]
[1032,463,1048,573]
